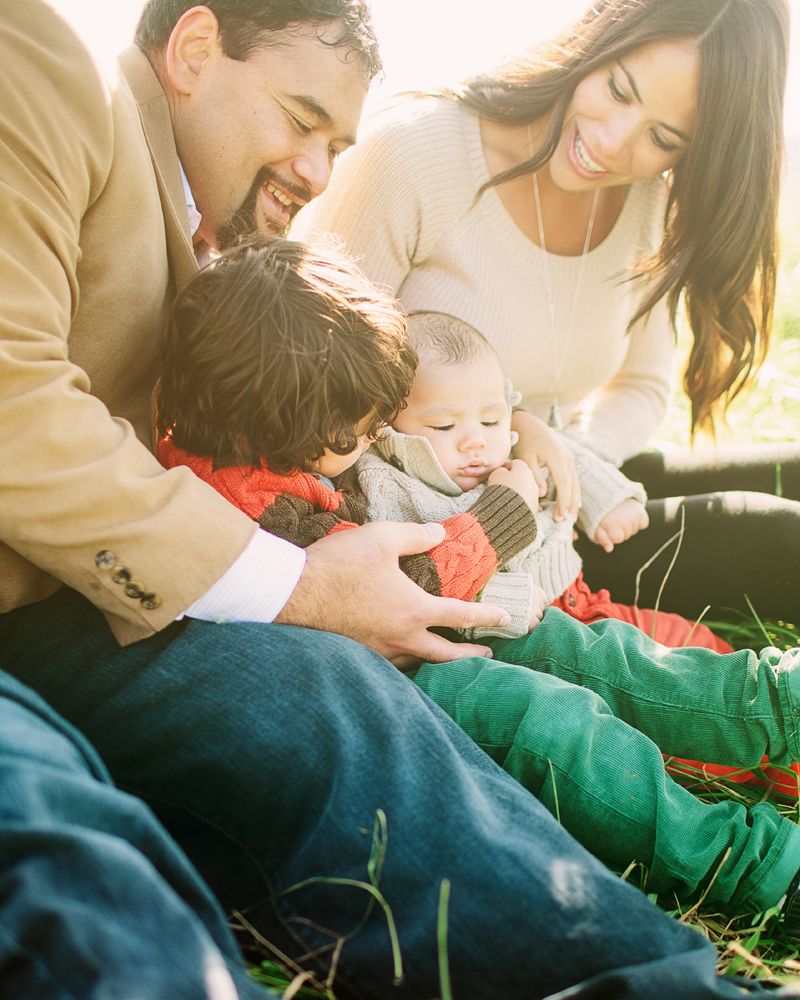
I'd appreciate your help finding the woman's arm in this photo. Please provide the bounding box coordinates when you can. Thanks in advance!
[576,288,675,466]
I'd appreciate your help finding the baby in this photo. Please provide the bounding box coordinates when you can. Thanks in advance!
[358,311,726,649]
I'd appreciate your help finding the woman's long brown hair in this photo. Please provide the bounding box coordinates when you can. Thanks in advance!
[452,0,789,436]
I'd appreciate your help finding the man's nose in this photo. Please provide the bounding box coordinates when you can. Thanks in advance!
[292,144,333,198]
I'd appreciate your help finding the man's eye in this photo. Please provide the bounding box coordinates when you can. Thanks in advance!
[289,112,313,135]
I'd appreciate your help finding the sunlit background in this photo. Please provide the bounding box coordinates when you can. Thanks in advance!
[50,0,800,137]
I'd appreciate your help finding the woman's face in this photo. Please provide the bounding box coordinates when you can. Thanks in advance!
[548,39,700,192]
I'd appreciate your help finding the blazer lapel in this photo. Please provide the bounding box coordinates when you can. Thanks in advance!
[117,46,197,292]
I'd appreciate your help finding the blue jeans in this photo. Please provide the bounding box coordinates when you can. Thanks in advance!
[0,668,271,999]
[0,589,787,999]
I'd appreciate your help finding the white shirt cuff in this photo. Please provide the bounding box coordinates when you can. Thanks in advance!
[181,530,306,624]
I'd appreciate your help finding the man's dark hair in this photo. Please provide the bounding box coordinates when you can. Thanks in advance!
[135,0,381,78]
[158,237,416,472]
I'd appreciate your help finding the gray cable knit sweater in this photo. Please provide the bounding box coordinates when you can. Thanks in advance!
[357,428,646,639]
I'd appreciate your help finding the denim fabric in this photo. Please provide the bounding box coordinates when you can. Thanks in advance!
[0,669,271,1000]
[0,589,794,999]
[412,609,800,910]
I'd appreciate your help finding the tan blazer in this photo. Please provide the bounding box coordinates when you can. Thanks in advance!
[0,1,255,644]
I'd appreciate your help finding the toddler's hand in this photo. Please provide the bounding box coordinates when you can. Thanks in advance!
[594,499,649,553]
[527,584,548,633]
[488,460,540,514]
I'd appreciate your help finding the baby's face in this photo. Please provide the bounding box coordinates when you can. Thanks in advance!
[393,353,512,491]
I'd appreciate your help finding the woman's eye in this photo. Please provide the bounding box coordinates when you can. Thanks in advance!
[650,129,678,153]
[607,73,628,104]
[429,424,454,432]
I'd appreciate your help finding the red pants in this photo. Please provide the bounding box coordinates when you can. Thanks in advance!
[551,574,799,798]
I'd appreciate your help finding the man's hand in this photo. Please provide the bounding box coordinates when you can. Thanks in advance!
[488,459,541,514]
[594,499,649,553]
[275,521,514,668]
[511,410,580,521]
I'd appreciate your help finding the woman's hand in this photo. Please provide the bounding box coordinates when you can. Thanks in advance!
[511,410,580,521]
[594,499,649,553]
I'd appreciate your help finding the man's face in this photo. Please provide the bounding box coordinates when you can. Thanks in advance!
[171,19,368,248]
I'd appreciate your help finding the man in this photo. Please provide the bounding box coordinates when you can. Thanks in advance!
[0,2,795,998]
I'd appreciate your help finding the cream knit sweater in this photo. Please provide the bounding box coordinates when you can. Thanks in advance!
[295,97,676,466]
[357,428,647,639]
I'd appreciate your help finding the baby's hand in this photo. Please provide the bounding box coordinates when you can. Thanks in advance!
[527,584,548,633]
[488,460,540,514]
[594,499,649,553]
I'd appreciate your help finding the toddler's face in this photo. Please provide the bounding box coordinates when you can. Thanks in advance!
[393,353,512,491]
[311,416,378,479]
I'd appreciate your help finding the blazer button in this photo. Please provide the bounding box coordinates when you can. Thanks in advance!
[140,593,162,610]
[95,550,117,570]
[124,581,145,599]
[112,566,131,584]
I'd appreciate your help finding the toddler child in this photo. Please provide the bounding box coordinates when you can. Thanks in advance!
[156,236,800,929]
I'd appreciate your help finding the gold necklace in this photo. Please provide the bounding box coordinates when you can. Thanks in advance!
[528,128,600,430]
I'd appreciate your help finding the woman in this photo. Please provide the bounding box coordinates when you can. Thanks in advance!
[295,0,799,620]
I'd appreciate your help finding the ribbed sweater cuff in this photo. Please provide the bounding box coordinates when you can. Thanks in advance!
[575,466,647,541]
[465,572,533,640]
[470,485,537,565]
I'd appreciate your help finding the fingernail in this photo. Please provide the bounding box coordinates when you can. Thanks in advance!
[425,522,446,543]
[499,614,512,626]
[482,648,494,659]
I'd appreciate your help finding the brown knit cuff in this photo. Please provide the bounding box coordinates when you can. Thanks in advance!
[400,552,442,596]
[469,485,537,566]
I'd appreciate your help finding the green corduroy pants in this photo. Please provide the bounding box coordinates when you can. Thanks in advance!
[412,607,800,912]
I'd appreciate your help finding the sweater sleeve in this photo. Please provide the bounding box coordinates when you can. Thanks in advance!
[292,100,469,295]
[561,437,648,541]
[404,485,537,601]
[574,295,675,465]
[463,572,534,640]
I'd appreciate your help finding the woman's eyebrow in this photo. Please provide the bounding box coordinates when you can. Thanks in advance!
[617,60,692,143]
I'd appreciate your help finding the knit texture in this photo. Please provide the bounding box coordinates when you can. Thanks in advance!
[294,97,675,466]
[157,435,537,606]
[358,426,647,615]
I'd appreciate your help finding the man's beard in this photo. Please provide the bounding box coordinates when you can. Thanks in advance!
[216,166,311,249]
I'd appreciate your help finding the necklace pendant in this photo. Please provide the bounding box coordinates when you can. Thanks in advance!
[547,401,562,430]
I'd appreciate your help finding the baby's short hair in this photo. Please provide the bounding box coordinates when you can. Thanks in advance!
[406,311,497,366]
[158,236,417,470]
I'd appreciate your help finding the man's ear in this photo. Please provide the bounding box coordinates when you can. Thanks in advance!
[163,6,222,97]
